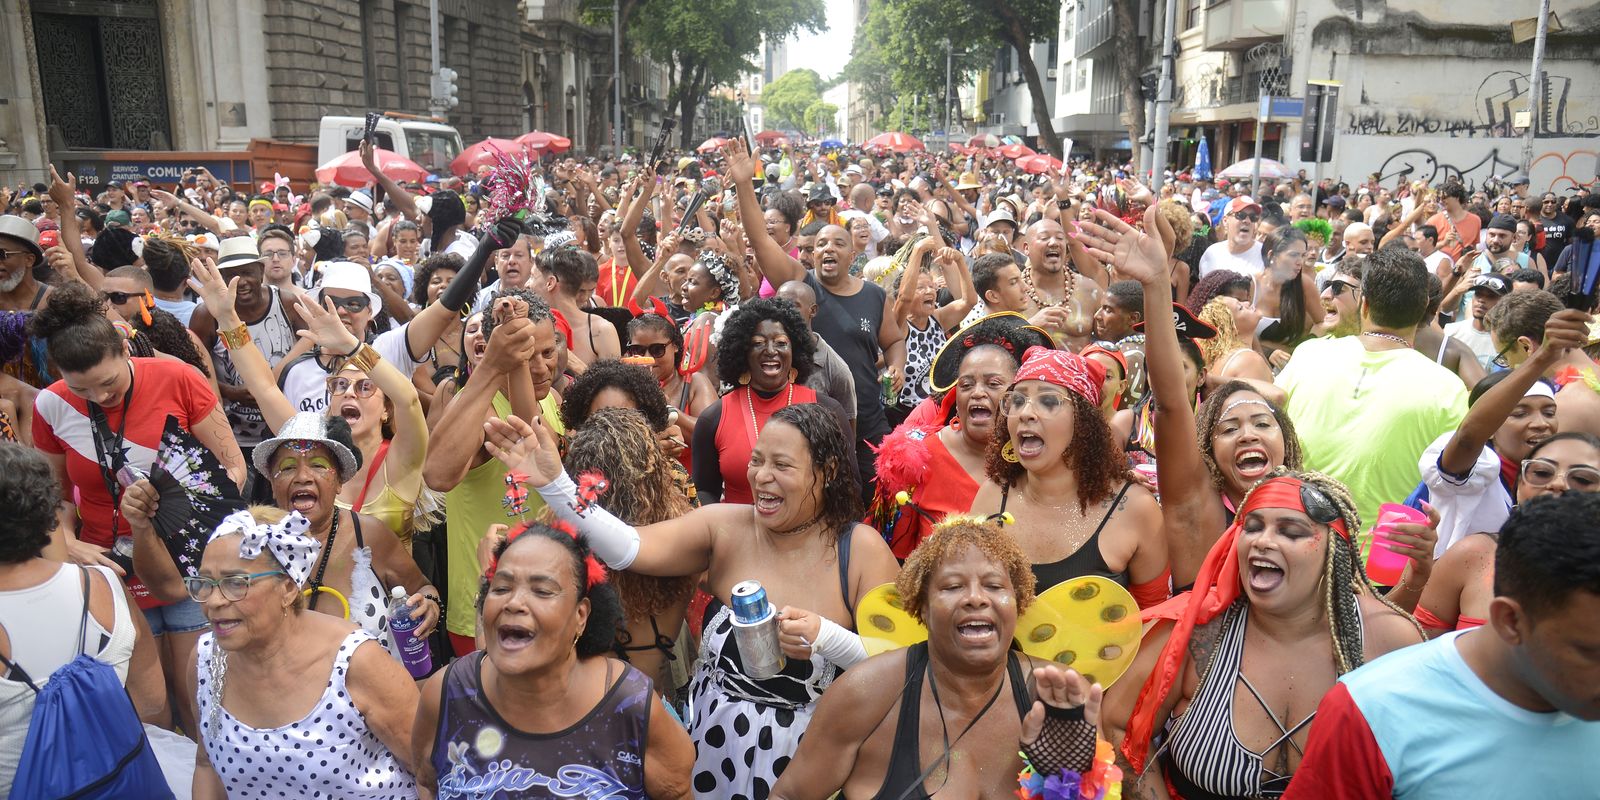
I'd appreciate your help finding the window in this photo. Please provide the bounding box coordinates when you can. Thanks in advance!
[752,75,763,95]
[405,130,463,175]
[1185,0,1203,30]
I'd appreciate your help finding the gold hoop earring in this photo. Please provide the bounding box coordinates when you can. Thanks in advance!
[738,373,751,386]
[1001,441,1019,463]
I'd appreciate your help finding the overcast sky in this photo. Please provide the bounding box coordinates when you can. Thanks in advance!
[784,0,856,81]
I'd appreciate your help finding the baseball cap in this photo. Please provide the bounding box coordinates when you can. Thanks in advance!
[1225,196,1262,217]
[103,209,133,228]
[1472,274,1511,296]
[1322,195,1347,209]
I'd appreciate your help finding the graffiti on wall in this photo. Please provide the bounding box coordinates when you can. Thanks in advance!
[1343,69,1599,139]
[1340,135,1597,191]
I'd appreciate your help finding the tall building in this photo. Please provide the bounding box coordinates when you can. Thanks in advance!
[1053,0,1133,161]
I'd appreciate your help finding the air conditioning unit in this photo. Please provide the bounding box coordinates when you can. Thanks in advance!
[1047,68,1058,79]
[993,112,1007,126]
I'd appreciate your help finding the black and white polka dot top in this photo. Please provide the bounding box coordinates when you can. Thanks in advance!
[195,629,417,799]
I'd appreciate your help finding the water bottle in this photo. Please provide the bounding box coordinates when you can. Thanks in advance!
[729,580,785,680]
[387,586,432,679]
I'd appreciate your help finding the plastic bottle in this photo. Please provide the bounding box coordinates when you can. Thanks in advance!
[388,586,432,679]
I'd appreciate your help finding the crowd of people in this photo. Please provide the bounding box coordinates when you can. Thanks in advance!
[0,135,1597,799]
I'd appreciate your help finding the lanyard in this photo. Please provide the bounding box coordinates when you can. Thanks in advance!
[88,363,136,541]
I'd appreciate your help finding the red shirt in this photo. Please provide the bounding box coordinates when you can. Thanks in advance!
[595,257,639,308]
[714,384,819,505]
[33,357,219,607]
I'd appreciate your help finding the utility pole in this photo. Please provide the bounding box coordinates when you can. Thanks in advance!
[427,0,457,118]
[944,39,953,152]
[613,0,623,156]
[1521,0,1550,173]
[1149,0,1178,192]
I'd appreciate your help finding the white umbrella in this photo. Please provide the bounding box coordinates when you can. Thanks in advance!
[1217,157,1289,180]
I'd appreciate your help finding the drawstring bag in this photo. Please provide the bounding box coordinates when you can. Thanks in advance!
[1,567,173,799]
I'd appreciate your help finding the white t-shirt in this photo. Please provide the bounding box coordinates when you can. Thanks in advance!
[281,324,426,415]
[1443,319,1497,368]
[1198,240,1265,277]
[1422,250,1454,277]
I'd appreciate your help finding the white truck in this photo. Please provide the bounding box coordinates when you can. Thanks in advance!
[316,113,465,176]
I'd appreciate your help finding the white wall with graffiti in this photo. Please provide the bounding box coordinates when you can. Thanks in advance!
[1331,135,1597,192]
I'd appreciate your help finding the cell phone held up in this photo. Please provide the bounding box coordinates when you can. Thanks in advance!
[1563,228,1600,311]
[363,111,381,144]
[649,119,676,173]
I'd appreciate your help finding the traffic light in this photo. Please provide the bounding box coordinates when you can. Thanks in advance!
[432,67,459,109]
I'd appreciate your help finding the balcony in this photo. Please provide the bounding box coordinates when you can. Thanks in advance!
[1203,0,1284,51]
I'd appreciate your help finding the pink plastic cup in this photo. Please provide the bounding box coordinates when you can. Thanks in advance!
[1368,503,1425,586]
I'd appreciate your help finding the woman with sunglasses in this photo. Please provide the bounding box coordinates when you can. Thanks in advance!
[968,344,1170,605]
[187,505,419,799]
[1416,431,1600,637]
[1100,468,1425,798]
[625,313,716,444]
[189,257,431,551]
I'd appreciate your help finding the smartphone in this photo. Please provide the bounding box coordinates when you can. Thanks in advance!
[363,111,381,144]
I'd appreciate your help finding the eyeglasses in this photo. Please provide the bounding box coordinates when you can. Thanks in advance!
[1491,340,1519,369]
[327,375,378,398]
[1520,458,1600,491]
[1001,390,1071,416]
[184,571,285,603]
[104,291,143,305]
[1327,280,1361,298]
[624,342,670,359]
[0,248,33,261]
[323,294,372,313]
[261,249,293,261]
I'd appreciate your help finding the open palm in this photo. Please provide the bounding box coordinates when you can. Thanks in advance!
[1075,207,1169,285]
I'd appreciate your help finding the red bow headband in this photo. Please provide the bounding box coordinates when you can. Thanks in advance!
[1012,345,1102,407]
[1122,476,1347,773]
[485,520,609,592]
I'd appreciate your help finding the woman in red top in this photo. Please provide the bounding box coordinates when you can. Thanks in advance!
[690,298,849,504]
[870,312,1052,558]
[28,282,244,733]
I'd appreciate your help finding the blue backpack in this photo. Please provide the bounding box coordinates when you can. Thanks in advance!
[2,567,173,800]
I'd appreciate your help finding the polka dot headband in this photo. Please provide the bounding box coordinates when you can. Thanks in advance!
[210,509,322,587]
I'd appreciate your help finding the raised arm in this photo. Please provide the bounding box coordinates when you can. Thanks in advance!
[361,139,419,220]
[421,317,532,492]
[1079,206,1221,588]
[151,189,222,235]
[931,245,976,331]
[187,257,296,430]
[47,167,102,290]
[617,170,658,282]
[723,139,806,286]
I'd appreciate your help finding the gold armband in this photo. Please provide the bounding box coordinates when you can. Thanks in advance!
[342,343,381,374]
[219,324,251,351]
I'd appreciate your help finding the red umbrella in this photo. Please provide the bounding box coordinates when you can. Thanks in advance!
[864,132,925,153]
[968,133,1001,148]
[516,130,571,155]
[753,130,788,145]
[1018,154,1064,175]
[316,148,428,188]
[450,137,521,177]
[697,137,730,153]
[998,143,1036,160]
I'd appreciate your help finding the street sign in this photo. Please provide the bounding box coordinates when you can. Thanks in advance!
[1300,81,1341,163]
[1270,97,1304,118]
[57,156,254,188]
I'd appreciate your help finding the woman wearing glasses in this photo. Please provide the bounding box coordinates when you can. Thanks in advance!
[189,257,431,550]
[968,346,1170,605]
[1416,431,1600,637]
[187,505,419,799]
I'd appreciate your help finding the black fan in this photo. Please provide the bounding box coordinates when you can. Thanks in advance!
[148,416,246,577]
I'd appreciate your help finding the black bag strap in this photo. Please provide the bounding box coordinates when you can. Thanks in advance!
[837,523,855,619]
[77,566,93,658]
[0,649,39,693]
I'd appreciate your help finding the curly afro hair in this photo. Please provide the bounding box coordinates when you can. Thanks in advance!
[1196,380,1303,494]
[768,403,861,537]
[895,517,1036,624]
[715,297,816,389]
[476,522,624,659]
[558,359,672,432]
[985,384,1124,514]
[411,252,464,307]
[0,443,63,564]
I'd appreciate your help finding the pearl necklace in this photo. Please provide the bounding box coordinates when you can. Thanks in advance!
[745,382,796,441]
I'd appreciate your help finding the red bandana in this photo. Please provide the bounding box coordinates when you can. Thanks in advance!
[1012,345,1102,407]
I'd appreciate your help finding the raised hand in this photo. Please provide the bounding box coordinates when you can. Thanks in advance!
[187,257,240,318]
[47,165,78,210]
[721,139,756,186]
[293,295,363,355]
[1076,206,1169,287]
[483,414,563,486]
[1021,664,1103,745]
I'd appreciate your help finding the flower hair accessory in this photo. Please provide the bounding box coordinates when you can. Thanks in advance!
[486,520,610,590]
[210,509,321,587]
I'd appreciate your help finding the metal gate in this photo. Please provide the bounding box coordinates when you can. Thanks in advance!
[32,0,172,150]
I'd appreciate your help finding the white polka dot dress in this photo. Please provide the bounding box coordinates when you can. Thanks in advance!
[195,629,417,799]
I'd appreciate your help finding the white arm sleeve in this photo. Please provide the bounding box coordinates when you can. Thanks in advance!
[534,472,641,570]
[811,616,868,668]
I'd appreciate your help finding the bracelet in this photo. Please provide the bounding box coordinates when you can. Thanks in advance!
[342,343,381,374]
[219,324,251,351]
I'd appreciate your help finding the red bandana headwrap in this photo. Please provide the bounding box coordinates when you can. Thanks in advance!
[1121,475,1349,773]
[1012,345,1103,407]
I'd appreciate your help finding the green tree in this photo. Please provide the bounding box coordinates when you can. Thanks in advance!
[629,0,825,148]
[803,100,839,135]
[762,69,823,132]
[850,0,1065,156]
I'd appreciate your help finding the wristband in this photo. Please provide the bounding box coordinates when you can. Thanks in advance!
[810,616,868,668]
[342,343,381,374]
[219,324,251,351]
[535,471,641,569]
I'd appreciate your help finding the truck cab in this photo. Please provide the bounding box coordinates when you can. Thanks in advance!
[317,114,463,176]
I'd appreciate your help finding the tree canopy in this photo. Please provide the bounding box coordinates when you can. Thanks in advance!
[762,69,824,132]
[803,100,839,135]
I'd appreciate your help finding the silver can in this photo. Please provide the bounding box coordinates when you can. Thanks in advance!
[729,580,785,680]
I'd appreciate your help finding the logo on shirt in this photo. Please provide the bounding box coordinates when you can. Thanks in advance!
[437,741,636,800]
[859,317,873,333]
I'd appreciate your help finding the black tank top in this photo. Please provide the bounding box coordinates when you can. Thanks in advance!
[867,642,1034,800]
[999,482,1134,591]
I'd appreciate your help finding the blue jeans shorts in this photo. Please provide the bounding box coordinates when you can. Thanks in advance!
[142,598,209,635]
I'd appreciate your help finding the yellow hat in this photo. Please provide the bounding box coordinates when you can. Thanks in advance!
[955,172,982,191]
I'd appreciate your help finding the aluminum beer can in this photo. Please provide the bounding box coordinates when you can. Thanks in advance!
[729,580,785,679]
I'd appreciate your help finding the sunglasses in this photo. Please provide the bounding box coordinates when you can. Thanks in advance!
[1520,458,1600,491]
[1232,212,1261,223]
[1001,390,1071,416]
[323,294,372,313]
[327,375,379,398]
[0,248,33,262]
[623,342,670,359]
[104,291,145,305]
[1327,280,1360,298]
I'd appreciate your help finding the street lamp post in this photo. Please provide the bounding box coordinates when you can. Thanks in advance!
[613,0,623,156]
[944,39,953,152]
[1521,0,1550,173]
